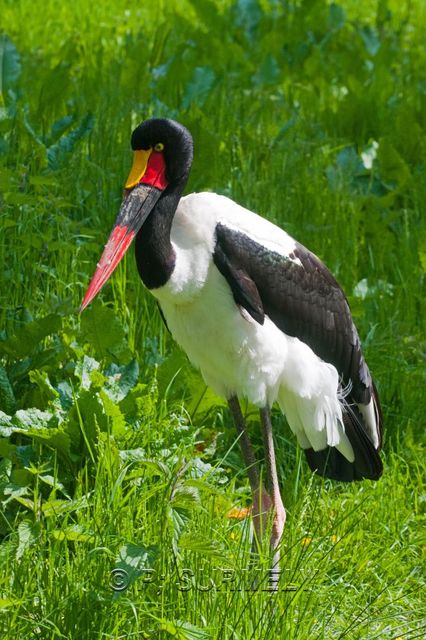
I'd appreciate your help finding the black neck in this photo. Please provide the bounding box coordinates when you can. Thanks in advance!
[134,186,181,290]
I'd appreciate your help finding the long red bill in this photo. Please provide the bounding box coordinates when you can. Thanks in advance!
[80,183,163,312]
[80,225,135,312]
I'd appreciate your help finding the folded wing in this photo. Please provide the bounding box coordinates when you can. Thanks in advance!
[214,222,383,481]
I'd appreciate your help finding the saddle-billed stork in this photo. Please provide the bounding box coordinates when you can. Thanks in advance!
[81,118,383,572]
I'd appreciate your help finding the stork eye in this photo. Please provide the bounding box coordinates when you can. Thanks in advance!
[154,143,165,152]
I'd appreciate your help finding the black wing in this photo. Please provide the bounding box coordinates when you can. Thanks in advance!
[214,222,383,481]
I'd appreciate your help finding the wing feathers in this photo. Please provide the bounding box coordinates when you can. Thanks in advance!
[213,241,264,324]
[214,222,383,482]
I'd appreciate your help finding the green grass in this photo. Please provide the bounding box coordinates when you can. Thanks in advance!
[0,0,425,638]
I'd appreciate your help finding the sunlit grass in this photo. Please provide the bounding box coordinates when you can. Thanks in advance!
[1,0,425,638]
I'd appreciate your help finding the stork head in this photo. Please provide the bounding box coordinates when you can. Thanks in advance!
[80,118,193,311]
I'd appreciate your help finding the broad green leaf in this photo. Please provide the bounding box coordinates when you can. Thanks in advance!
[336,146,364,176]
[6,409,71,458]
[118,447,147,463]
[130,458,172,479]
[15,444,34,467]
[49,115,74,142]
[3,192,37,205]
[0,367,15,414]
[79,306,131,363]
[41,498,76,516]
[172,483,200,507]
[182,67,215,109]
[11,468,31,487]
[56,381,73,410]
[119,382,157,423]
[8,349,57,382]
[233,0,262,34]
[0,457,12,480]
[252,55,280,86]
[100,390,126,437]
[89,369,107,390]
[26,428,71,459]
[0,437,14,458]
[47,113,94,169]
[2,484,29,504]
[168,482,201,539]
[71,388,106,447]
[113,543,159,595]
[358,25,380,56]
[328,3,346,30]
[29,370,60,404]
[376,138,411,191]
[74,355,100,390]
[13,496,34,510]
[0,314,61,359]
[0,218,16,229]
[0,35,21,101]
[16,520,39,560]
[167,504,192,541]
[36,63,73,122]
[14,408,53,430]
[51,525,95,542]
[34,472,67,495]
[105,359,139,402]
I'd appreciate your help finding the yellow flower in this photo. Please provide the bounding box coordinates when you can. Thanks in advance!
[330,535,338,543]
[301,536,312,546]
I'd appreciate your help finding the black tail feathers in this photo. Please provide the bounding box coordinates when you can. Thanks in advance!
[304,401,383,482]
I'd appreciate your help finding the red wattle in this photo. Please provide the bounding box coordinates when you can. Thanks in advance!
[140,151,168,190]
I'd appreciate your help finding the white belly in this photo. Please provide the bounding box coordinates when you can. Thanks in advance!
[152,263,354,461]
[155,264,288,405]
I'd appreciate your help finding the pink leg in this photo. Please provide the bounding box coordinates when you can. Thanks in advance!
[260,406,286,574]
[228,398,286,587]
[227,398,270,539]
